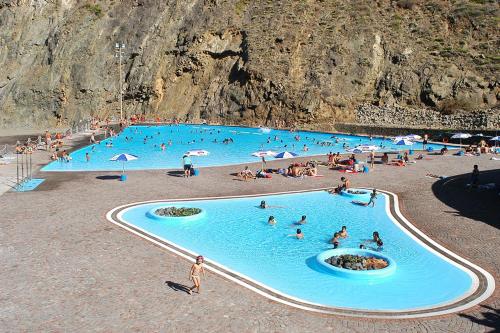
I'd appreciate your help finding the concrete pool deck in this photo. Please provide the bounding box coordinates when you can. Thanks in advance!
[0,147,499,331]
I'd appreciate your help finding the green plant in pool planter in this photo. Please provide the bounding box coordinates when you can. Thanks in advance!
[155,207,202,217]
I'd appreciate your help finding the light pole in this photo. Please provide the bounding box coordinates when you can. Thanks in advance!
[115,42,126,121]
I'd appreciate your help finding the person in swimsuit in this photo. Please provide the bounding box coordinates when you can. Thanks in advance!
[260,200,268,209]
[188,255,206,295]
[268,216,276,225]
[297,215,307,224]
[338,226,348,238]
[288,229,303,239]
[331,232,340,248]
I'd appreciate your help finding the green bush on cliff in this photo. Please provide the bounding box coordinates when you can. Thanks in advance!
[84,4,103,18]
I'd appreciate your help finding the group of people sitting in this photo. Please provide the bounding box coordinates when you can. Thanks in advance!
[237,161,319,181]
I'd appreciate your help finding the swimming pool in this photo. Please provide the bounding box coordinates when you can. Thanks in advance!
[110,190,489,314]
[42,125,451,171]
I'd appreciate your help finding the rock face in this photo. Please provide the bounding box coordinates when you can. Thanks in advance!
[355,105,500,130]
[0,0,498,129]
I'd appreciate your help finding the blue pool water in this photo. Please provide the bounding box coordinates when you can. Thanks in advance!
[42,125,450,171]
[120,191,473,310]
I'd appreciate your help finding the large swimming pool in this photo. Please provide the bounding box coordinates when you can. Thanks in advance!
[42,125,450,171]
[115,191,476,311]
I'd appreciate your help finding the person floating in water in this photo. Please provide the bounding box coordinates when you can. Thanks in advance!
[288,229,304,239]
[188,255,206,295]
[259,200,268,209]
[297,215,307,225]
[338,226,348,238]
[331,232,340,248]
[268,216,276,225]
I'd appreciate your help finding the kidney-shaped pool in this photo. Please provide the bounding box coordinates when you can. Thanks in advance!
[109,190,494,317]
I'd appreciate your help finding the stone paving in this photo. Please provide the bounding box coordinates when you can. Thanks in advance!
[0,148,499,332]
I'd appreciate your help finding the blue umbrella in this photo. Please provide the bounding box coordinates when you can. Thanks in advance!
[110,153,138,173]
[274,151,298,159]
[393,138,414,146]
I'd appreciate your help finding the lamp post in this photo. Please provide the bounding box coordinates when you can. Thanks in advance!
[115,42,126,121]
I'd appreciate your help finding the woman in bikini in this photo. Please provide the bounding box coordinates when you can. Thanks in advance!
[188,255,206,295]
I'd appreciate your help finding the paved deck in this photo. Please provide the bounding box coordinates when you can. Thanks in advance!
[0,149,499,332]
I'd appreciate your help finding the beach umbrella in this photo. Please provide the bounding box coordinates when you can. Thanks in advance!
[352,148,363,154]
[393,138,414,146]
[274,151,298,159]
[251,150,277,157]
[109,153,138,174]
[185,149,210,157]
[252,150,277,170]
[185,149,209,169]
[405,134,422,141]
[451,133,472,145]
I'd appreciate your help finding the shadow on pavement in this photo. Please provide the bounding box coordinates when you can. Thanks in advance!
[165,281,191,294]
[458,305,499,331]
[96,175,121,180]
[166,170,184,178]
[431,168,500,230]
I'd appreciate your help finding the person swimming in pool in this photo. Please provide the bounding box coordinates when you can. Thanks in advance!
[338,226,348,238]
[260,200,268,209]
[288,229,303,239]
[297,215,307,225]
[268,216,276,225]
[331,232,340,248]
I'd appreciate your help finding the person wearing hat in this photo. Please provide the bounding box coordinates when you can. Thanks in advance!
[188,255,206,295]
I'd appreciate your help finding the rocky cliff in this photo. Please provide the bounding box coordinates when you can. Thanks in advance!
[0,0,498,130]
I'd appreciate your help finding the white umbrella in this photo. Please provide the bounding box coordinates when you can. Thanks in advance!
[405,134,422,141]
[356,145,379,151]
[252,151,277,170]
[184,150,209,169]
[109,153,138,174]
[185,149,210,156]
[451,133,472,145]
[352,148,363,154]
[251,150,277,157]
[489,136,500,141]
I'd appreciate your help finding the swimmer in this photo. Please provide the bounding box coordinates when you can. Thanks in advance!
[338,226,348,238]
[85,152,90,162]
[331,232,340,248]
[297,215,307,225]
[160,143,166,151]
[268,216,276,225]
[259,200,268,209]
[288,229,303,239]
[359,244,366,249]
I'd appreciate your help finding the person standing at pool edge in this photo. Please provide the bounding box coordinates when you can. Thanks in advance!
[188,255,206,295]
[182,154,192,178]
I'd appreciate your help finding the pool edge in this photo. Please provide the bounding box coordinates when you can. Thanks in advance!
[104,188,495,319]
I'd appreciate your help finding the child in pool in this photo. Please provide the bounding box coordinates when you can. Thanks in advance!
[331,232,340,248]
[297,215,307,224]
[268,216,276,225]
[338,226,348,238]
[288,229,303,239]
[188,255,206,295]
